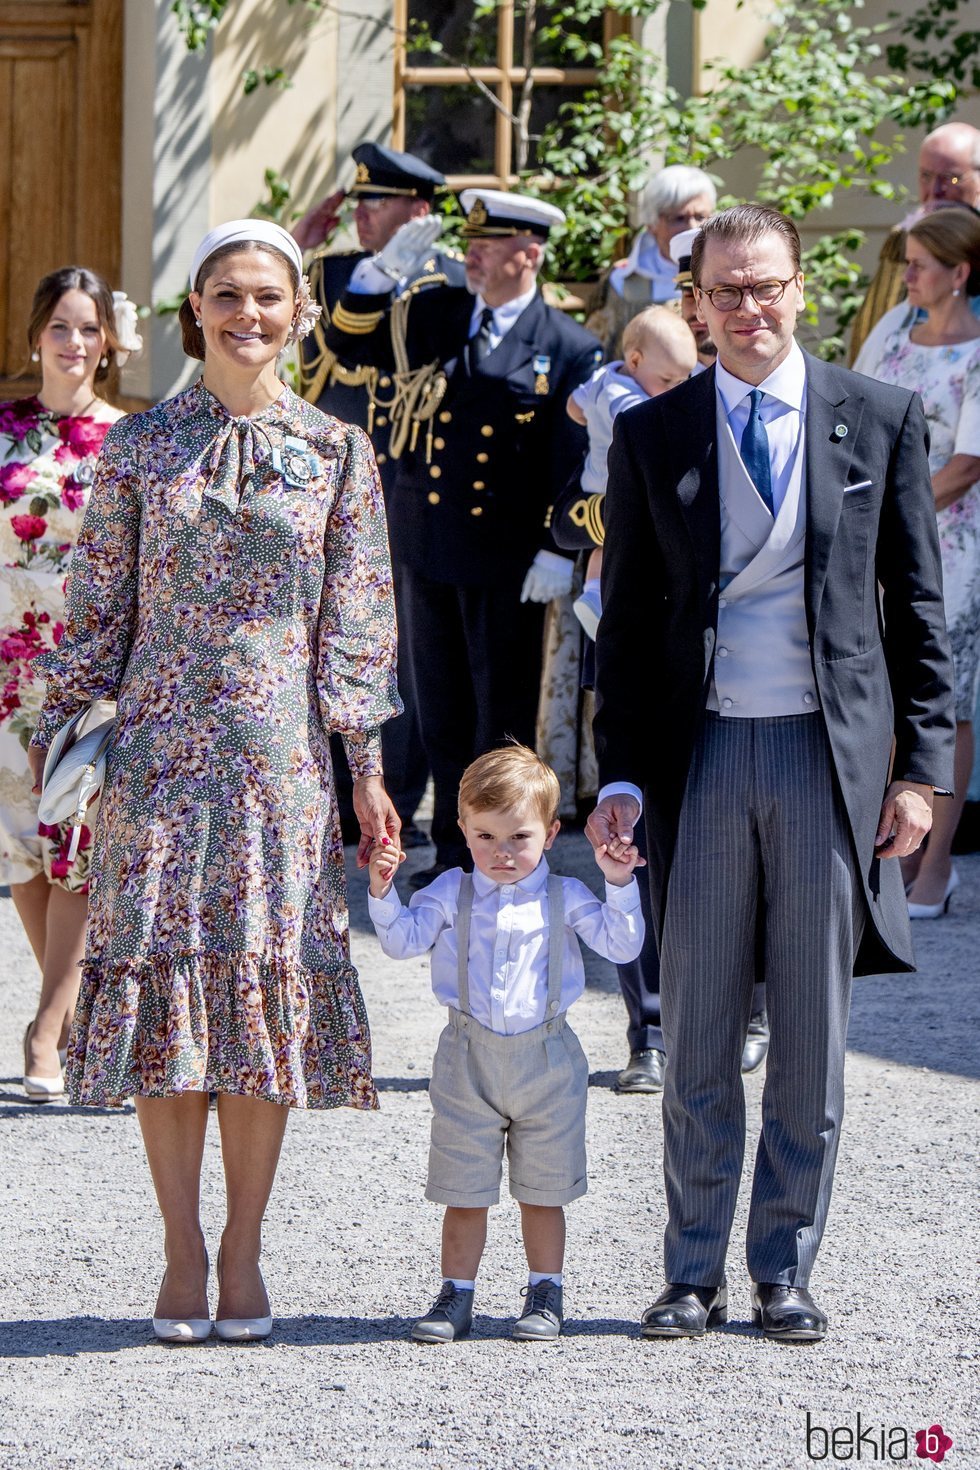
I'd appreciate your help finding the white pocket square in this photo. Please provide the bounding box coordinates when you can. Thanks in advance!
[843,479,873,493]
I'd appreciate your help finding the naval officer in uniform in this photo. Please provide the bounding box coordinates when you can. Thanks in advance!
[294,142,466,843]
[323,188,603,881]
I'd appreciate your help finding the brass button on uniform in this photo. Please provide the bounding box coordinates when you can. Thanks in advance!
[379,375,391,388]
[439,411,452,423]
[480,424,493,437]
[434,437,445,450]
[430,466,441,479]
[470,505,483,516]
[428,491,441,504]
[376,453,387,465]
[375,414,388,427]
[476,452,489,463]
[473,481,485,490]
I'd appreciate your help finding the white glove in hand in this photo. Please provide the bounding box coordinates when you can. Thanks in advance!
[374,216,443,282]
[520,549,575,604]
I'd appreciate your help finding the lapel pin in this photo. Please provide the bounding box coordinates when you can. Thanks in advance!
[833,423,847,439]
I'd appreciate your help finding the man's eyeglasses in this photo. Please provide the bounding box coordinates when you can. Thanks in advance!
[919,169,976,191]
[697,277,798,312]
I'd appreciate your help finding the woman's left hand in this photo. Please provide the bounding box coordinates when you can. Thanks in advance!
[352,774,401,868]
[27,744,46,795]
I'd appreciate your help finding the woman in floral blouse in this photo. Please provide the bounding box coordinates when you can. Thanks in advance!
[855,206,980,919]
[29,221,401,1342]
[0,267,127,1098]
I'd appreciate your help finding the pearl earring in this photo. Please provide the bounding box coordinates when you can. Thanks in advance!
[31,350,39,362]
[100,356,109,368]
[195,318,202,328]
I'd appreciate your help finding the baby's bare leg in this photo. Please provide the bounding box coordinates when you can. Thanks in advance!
[585,547,603,583]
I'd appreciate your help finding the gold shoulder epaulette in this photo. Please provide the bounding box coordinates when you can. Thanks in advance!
[331,302,384,335]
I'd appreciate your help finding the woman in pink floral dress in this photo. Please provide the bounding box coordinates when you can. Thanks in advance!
[30,221,401,1342]
[855,206,980,918]
[0,267,128,1099]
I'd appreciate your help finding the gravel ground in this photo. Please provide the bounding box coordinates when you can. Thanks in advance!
[1,832,978,1470]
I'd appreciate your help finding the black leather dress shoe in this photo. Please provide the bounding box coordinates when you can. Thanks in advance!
[751,1283,827,1342]
[741,1010,770,1073]
[640,1282,728,1338]
[616,1048,666,1093]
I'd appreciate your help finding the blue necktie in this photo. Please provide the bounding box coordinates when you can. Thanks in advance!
[740,389,774,516]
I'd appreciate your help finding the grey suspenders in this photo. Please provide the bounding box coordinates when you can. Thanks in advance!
[455,873,566,1020]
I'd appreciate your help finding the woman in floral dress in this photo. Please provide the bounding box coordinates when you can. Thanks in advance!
[0,267,130,1098]
[855,206,980,917]
[30,221,401,1341]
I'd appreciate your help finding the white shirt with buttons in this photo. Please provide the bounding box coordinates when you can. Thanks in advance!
[368,857,644,1035]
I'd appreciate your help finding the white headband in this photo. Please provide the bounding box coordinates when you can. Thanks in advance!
[189,219,304,289]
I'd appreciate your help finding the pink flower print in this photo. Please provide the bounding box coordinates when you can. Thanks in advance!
[10,514,46,542]
[0,401,42,437]
[0,463,35,503]
[57,417,109,458]
[0,679,21,722]
[61,476,88,511]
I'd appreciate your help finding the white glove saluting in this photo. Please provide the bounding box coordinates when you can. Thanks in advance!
[520,550,575,604]
[375,216,443,282]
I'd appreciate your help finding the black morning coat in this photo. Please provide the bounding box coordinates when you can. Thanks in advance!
[323,282,603,586]
[594,349,956,976]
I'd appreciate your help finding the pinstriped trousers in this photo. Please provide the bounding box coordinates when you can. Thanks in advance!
[660,712,863,1289]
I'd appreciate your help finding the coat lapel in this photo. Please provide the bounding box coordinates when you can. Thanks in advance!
[673,366,721,590]
[803,351,863,632]
[477,292,547,380]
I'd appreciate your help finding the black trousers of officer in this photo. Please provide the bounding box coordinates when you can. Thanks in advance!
[331,559,429,834]
[400,565,546,865]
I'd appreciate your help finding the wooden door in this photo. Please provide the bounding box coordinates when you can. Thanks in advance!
[0,0,122,397]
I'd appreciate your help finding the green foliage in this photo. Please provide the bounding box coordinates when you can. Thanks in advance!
[254,168,293,223]
[172,0,230,52]
[537,0,960,355]
[888,0,980,91]
[242,66,292,94]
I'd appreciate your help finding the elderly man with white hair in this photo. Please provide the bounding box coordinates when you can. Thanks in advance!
[587,164,717,356]
[849,120,980,363]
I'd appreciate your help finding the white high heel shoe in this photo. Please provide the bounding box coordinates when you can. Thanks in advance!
[908,867,959,920]
[22,1023,65,1101]
[214,1250,273,1342]
[152,1260,212,1343]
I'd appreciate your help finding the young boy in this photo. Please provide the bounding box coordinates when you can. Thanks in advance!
[567,304,697,638]
[368,744,644,1343]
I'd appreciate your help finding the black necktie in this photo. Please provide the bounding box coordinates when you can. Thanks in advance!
[468,306,495,372]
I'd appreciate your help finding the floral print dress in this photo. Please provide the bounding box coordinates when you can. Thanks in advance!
[33,381,400,1110]
[855,323,980,719]
[0,396,121,891]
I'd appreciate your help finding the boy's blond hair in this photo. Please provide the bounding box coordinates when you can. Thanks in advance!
[458,744,561,826]
[622,303,697,370]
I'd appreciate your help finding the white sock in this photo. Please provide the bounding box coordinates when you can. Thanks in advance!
[448,1278,475,1290]
[528,1270,562,1286]
[583,577,601,597]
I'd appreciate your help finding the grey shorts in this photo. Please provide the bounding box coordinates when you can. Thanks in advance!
[425,1007,589,1209]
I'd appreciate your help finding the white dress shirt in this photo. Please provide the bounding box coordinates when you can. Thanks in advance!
[467,285,538,352]
[598,341,809,810]
[368,857,643,1035]
[714,341,807,518]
